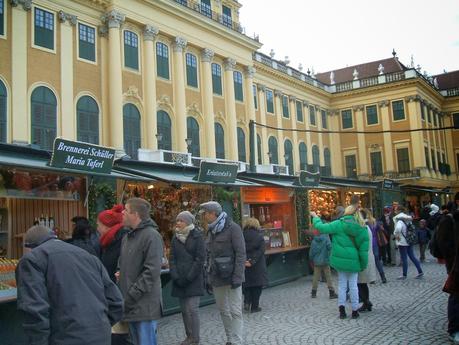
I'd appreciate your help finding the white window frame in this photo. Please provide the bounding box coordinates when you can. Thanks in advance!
[76,21,97,65]
[31,5,57,54]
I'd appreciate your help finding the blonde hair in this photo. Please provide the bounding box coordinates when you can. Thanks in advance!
[362,208,376,226]
[243,217,261,230]
[344,204,366,226]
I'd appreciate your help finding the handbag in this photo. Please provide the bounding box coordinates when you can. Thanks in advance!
[213,256,234,279]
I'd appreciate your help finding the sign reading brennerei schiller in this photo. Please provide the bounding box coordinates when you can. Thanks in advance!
[198,161,238,183]
[50,138,115,174]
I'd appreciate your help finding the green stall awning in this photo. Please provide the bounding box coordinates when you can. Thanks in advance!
[114,159,260,187]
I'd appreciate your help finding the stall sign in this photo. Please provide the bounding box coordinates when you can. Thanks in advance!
[295,170,320,187]
[383,179,394,190]
[197,161,238,184]
[50,138,115,174]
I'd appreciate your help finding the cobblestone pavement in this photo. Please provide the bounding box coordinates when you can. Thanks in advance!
[158,255,449,345]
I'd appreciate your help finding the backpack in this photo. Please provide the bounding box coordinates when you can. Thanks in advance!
[401,220,418,245]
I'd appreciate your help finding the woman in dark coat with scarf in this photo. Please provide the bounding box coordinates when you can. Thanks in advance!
[242,217,268,313]
[170,211,206,345]
[96,204,129,345]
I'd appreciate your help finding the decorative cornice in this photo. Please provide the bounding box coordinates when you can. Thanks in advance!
[274,90,283,98]
[244,66,256,78]
[98,25,108,38]
[223,58,236,71]
[173,36,187,52]
[10,0,31,11]
[289,95,296,103]
[58,11,77,26]
[302,101,309,107]
[143,25,159,41]
[378,100,389,108]
[101,10,125,29]
[352,105,364,112]
[257,84,266,92]
[201,48,214,63]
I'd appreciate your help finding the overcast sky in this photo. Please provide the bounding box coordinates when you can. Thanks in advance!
[239,0,459,76]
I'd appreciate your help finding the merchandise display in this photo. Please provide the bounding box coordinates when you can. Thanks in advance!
[0,258,18,299]
[308,190,339,218]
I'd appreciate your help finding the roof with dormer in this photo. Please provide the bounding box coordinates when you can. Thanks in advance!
[315,57,408,85]
[433,70,459,90]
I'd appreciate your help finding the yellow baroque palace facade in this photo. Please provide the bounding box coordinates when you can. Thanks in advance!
[0,0,458,192]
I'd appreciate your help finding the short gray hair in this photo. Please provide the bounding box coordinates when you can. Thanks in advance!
[126,197,151,220]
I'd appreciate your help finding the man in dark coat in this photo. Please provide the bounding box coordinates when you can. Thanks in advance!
[242,217,267,313]
[200,201,246,345]
[16,225,123,345]
[119,197,163,345]
[169,211,205,345]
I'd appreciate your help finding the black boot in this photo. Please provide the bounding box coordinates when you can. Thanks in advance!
[311,289,317,298]
[351,310,360,319]
[339,306,347,319]
[381,274,387,284]
[329,289,338,299]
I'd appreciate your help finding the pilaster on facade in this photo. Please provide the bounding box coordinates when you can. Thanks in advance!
[101,10,125,29]
[288,96,299,173]
[143,24,159,41]
[407,99,425,169]
[201,48,216,157]
[10,0,31,11]
[172,36,188,153]
[58,11,77,26]
[274,90,285,164]
[143,24,159,149]
[223,58,236,71]
[244,66,257,164]
[378,99,394,173]
[303,102,312,165]
[173,36,187,52]
[223,57,238,161]
[256,84,269,164]
[353,105,368,176]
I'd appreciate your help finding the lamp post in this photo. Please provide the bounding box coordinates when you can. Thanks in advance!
[185,138,192,154]
[155,133,163,150]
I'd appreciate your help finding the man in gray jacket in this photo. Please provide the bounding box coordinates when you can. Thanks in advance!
[200,201,246,345]
[119,197,163,345]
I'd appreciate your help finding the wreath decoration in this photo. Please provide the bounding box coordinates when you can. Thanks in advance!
[88,182,116,224]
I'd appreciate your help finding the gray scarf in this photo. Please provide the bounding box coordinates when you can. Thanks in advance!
[175,224,194,244]
[208,211,227,235]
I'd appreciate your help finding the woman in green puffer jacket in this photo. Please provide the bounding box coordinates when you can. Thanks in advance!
[311,205,369,320]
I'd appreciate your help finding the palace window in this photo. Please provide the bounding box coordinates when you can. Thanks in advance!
[123,104,141,159]
[268,136,278,164]
[392,100,405,121]
[266,89,274,113]
[78,23,95,62]
[397,148,410,173]
[341,109,353,129]
[345,155,357,178]
[124,31,139,70]
[211,63,222,95]
[76,96,99,144]
[186,53,198,87]
[157,110,172,151]
[156,42,170,79]
[31,86,57,150]
[34,8,54,50]
[234,71,243,101]
[370,151,383,176]
[282,95,289,118]
[296,101,303,122]
[215,123,225,159]
[366,105,378,125]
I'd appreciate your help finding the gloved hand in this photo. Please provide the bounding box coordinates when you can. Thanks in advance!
[231,283,241,289]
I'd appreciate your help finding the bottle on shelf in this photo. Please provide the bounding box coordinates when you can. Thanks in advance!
[33,217,39,226]
[49,215,55,230]
[45,214,49,228]
[259,206,265,223]
[39,214,45,226]
[265,206,271,222]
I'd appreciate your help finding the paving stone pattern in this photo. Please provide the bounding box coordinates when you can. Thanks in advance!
[157,254,449,345]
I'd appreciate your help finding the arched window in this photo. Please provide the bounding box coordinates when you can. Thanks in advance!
[312,145,320,172]
[237,127,246,162]
[324,148,331,176]
[123,104,141,159]
[0,80,6,143]
[284,139,293,175]
[268,136,278,164]
[31,86,57,150]
[215,123,225,159]
[257,134,262,165]
[76,96,99,144]
[299,142,307,171]
[187,117,200,157]
[157,110,172,150]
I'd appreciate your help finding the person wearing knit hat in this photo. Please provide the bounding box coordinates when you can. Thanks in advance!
[97,204,130,345]
[169,210,205,345]
[16,225,124,344]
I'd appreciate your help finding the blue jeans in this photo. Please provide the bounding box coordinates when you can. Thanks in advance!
[373,245,385,279]
[129,320,158,345]
[399,245,423,277]
[338,271,359,311]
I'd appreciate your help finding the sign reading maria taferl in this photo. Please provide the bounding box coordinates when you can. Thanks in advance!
[50,138,116,174]
[197,161,238,184]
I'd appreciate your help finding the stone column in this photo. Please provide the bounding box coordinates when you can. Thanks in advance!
[328,110,342,176]
[303,101,312,165]
[406,96,425,169]
[201,48,216,157]
[223,58,238,161]
[274,90,285,163]
[102,10,125,150]
[58,11,77,140]
[143,25,159,149]
[172,36,188,152]
[445,113,456,175]
[317,106,324,167]
[353,105,368,177]
[379,100,395,173]
[244,66,257,164]
[257,84,269,164]
[289,96,299,173]
[98,26,109,145]
[10,1,31,144]
[430,107,439,178]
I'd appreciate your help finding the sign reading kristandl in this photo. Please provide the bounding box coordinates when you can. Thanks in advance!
[197,161,238,184]
[296,170,320,187]
[50,138,115,174]
[383,179,394,190]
